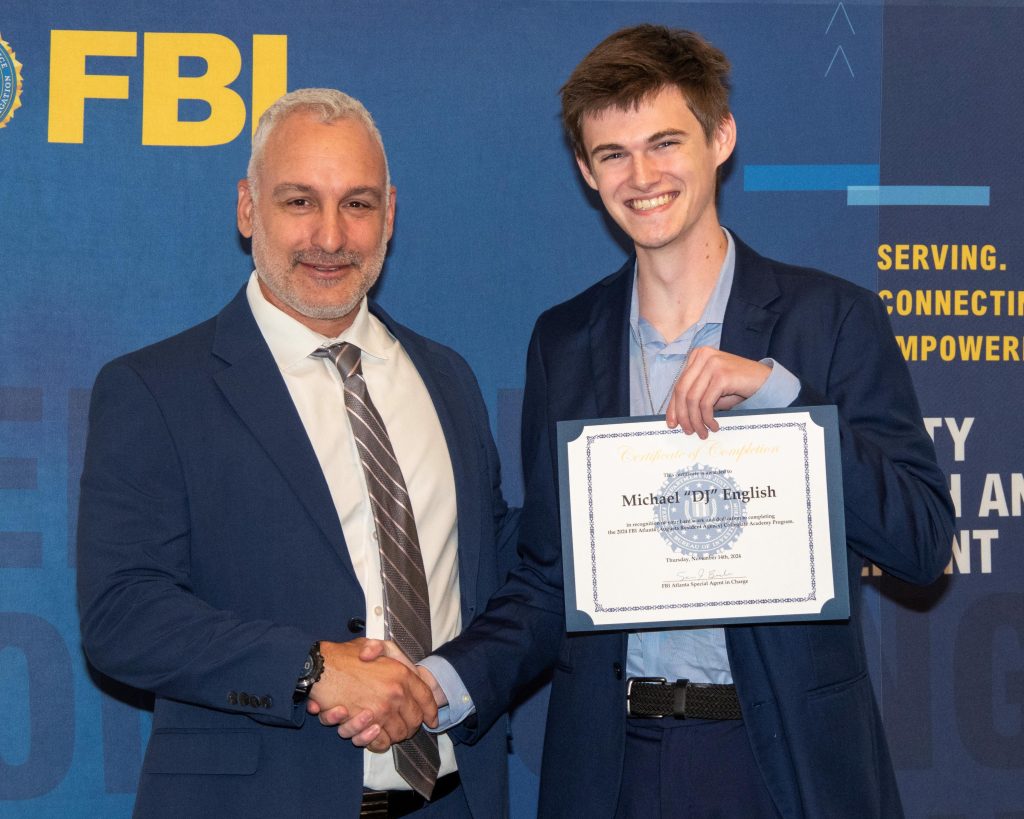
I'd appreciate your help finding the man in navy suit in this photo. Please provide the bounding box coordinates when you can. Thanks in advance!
[337,25,953,818]
[77,88,513,818]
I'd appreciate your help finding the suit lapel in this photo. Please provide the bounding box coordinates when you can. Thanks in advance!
[588,259,633,419]
[210,290,354,574]
[720,234,782,360]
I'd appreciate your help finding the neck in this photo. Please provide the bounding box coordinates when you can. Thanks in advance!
[297,311,358,338]
[636,225,727,341]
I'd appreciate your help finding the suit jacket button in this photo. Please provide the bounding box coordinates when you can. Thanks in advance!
[239,692,250,706]
[612,662,623,680]
[261,695,272,709]
[348,617,366,633]
[227,691,238,705]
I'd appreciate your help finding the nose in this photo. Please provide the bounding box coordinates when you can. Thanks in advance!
[630,153,658,189]
[312,208,346,253]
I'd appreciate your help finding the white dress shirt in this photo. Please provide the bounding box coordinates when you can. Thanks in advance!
[247,273,460,789]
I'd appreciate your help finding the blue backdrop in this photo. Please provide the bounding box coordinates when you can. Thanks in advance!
[1,2,1021,816]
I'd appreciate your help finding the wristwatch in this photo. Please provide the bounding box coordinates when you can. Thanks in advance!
[293,641,324,703]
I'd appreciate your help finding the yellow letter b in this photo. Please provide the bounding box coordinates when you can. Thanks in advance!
[142,32,244,146]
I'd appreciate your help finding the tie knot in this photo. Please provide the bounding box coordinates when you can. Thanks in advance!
[315,342,362,381]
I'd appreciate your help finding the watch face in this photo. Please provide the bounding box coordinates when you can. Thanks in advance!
[302,654,314,677]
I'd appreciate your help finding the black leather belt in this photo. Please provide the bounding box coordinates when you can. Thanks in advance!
[627,677,742,720]
[360,772,461,818]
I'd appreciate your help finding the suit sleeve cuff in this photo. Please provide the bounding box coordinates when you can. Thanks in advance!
[735,358,801,410]
[418,655,476,731]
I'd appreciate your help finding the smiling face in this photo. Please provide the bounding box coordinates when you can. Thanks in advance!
[237,111,395,336]
[576,85,735,261]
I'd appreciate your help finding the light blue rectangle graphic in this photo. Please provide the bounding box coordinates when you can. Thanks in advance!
[847,186,990,206]
[744,164,880,191]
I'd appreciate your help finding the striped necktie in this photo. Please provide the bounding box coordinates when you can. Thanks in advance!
[315,342,440,799]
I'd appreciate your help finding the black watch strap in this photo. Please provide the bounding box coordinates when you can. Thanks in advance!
[293,641,324,704]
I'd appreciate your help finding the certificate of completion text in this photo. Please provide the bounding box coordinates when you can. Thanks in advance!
[557,407,849,631]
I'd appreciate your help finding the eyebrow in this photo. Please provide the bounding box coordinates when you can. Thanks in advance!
[647,129,687,143]
[343,185,386,201]
[588,129,688,159]
[271,183,385,201]
[272,183,316,197]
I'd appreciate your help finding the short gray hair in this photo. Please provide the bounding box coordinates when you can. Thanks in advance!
[247,88,391,199]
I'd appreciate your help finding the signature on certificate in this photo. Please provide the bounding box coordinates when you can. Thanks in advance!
[676,568,747,582]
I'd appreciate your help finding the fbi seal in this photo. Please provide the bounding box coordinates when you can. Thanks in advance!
[654,464,747,556]
[0,32,24,130]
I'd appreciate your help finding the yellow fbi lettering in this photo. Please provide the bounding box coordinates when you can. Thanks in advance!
[48,30,287,145]
[876,244,1004,271]
[896,335,1023,362]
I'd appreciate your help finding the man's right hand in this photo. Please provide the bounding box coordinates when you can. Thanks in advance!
[359,640,449,708]
[306,639,437,751]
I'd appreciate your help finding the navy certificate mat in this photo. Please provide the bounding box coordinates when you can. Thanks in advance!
[556,405,850,633]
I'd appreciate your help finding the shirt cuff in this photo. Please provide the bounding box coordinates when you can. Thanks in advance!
[735,359,800,410]
[418,655,476,732]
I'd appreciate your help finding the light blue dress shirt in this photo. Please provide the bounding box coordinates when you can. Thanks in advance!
[422,229,801,722]
[625,229,799,683]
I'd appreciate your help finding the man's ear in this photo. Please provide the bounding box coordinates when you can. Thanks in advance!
[237,178,255,238]
[385,185,396,242]
[713,113,737,169]
[576,154,599,191]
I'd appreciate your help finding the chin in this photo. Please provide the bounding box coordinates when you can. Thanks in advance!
[632,232,680,251]
[301,301,361,321]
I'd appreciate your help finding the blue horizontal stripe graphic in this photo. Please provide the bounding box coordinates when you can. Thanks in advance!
[847,186,990,206]
[744,164,879,191]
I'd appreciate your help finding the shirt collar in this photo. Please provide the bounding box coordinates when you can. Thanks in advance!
[245,272,395,372]
[629,228,736,341]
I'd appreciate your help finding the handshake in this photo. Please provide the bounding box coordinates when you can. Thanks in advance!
[305,639,447,752]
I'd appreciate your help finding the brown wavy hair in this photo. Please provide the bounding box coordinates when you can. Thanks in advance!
[561,24,732,166]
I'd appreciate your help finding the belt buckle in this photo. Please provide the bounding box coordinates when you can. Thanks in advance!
[626,676,667,718]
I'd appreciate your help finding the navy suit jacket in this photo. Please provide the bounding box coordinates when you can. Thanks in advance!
[77,288,514,818]
[436,235,953,818]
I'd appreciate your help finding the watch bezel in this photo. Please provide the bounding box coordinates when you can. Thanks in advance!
[293,641,324,703]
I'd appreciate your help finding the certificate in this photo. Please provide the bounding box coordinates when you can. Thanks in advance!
[557,406,849,632]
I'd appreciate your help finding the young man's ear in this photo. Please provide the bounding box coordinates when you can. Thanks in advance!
[576,154,599,191]
[713,113,737,168]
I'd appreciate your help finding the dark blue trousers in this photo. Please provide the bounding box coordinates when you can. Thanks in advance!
[614,718,781,818]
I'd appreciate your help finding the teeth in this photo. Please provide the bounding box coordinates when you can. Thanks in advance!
[630,193,674,211]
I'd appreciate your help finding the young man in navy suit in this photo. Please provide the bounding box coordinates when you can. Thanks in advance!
[77,88,514,818]
[338,24,953,818]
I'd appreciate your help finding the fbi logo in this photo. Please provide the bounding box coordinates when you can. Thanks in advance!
[654,465,746,557]
[0,32,23,129]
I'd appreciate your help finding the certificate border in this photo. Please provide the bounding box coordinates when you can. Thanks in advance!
[585,422,817,614]
[557,406,850,632]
